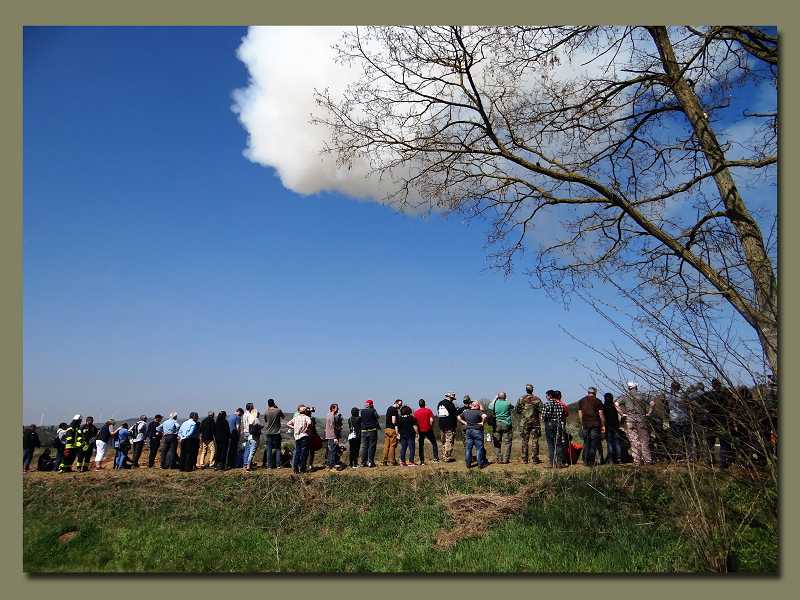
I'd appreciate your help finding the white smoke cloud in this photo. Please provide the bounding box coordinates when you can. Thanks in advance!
[232,26,416,203]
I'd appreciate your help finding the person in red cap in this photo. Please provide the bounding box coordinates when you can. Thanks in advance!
[359,399,380,467]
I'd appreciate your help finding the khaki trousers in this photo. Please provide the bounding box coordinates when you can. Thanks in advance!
[196,439,216,468]
[382,428,398,464]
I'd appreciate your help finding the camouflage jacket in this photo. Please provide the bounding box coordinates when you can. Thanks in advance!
[514,394,542,429]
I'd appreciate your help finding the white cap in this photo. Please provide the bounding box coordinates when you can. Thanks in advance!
[72,414,81,421]
[627,382,638,389]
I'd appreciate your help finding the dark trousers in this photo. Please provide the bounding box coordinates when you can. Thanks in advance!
[418,430,439,463]
[582,426,601,466]
[545,422,561,466]
[263,434,282,468]
[359,430,378,466]
[180,438,199,471]
[148,438,161,467]
[161,434,178,469]
[131,441,145,466]
[706,434,734,468]
[348,437,361,467]
[214,437,229,469]
[226,431,240,468]
[400,433,416,463]
[23,448,34,470]
[292,436,310,472]
[606,427,623,464]
[465,428,486,466]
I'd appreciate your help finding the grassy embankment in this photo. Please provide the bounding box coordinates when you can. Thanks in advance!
[23,463,777,574]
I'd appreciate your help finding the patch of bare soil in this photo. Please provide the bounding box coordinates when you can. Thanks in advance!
[433,482,552,549]
[57,531,77,544]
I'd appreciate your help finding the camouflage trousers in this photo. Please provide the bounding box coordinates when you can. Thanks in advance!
[519,424,541,463]
[626,420,652,465]
[441,429,455,460]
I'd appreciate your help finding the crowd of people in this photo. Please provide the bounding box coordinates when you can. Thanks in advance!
[22,377,777,475]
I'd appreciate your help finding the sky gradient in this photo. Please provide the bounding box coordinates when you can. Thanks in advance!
[22,27,774,425]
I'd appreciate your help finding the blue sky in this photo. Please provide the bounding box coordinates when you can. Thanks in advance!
[22,27,774,425]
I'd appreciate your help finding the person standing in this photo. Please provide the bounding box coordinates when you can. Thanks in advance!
[23,425,40,472]
[359,399,380,467]
[112,422,131,470]
[324,404,341,471]
[262,399,285,469]
[76,416,98,472]
[458,401,489,469]
[436,392,458,463]
[53,422,68,469]
[382,399,402,466]
[158,412,181,470]
[196,411,216,469]
[602,393,623,464]
[145,414,163,468]
[213,411,230,471]
[397,405,418,466]
[242,403,261,471]
[666,381,691,460]
[515,384,542,464]
[226,408,244,469]
[542,391,566,468]
[414,399,439,465]
[178,413,200,472]
[59,415,83,473]
[489,392,514,464]
[287,405,312,474]
[347,407,362,469]
[704,378,735,468]
[616,382,655,466]
[577,387,606,467]
[94,419,113,471]
[130,415,148,468]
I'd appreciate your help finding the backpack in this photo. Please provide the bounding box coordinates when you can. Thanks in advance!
[437,404,450,418]
[485,400,497,429]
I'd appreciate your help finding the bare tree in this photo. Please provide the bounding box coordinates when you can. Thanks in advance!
[314,26,778,375]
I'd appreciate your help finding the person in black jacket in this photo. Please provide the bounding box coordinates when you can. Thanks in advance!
[437,392,458,462]
[197,411,216,469]
[603,393,623,464]
[213,410,230,471]
[347,407,362,469]
[23,425,40,472]
[145,414,163,468]
[359,399,380,467]
[76,416,99,472]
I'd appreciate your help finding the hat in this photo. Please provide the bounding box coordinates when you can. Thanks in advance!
[446,392,456,399]
[140,414,147,421]
[587,386,597,394]
[72,414,81,421]
[365,399,374,406]
[170,411,178,419]
[627,382,638,389]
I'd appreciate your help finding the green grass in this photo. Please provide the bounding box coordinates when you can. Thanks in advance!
[23,467,777,574]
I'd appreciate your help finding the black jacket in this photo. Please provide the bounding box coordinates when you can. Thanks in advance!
[437,399,457,431]
[360,407,380,430]
[199,416,216,442]
[23,429,40,450]
[214,418,231,442]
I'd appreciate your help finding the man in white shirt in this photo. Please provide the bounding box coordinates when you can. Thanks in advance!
[287,405,312,474]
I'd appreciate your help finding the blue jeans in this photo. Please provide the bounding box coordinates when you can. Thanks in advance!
[465,429,486,467]
[243,434,259,467]
[606,427,623,463]
[23,448,34,470]
[544,422,562,466]
[264,434,282,468]
[581,426,601,466]
[326,439,338,467]
[292,436,310,472]
[114,448,128,469]
[400,433,416,463]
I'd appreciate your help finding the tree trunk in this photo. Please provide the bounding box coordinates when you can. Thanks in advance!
[648,26,778,377]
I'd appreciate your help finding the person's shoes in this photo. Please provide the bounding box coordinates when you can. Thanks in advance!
[478,462,489,469]
[419,462,426,466]
[368,463,376,468]
[521,459,529,464]
[382,461,388,466]
[432,459,440,464]
[446,458,456,463]
[533,458,542,464]
[408,462,417,467]
[391,461,399,466]
[400,461,407,466]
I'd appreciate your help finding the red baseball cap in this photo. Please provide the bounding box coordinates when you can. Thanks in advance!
[365,399,374,406]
